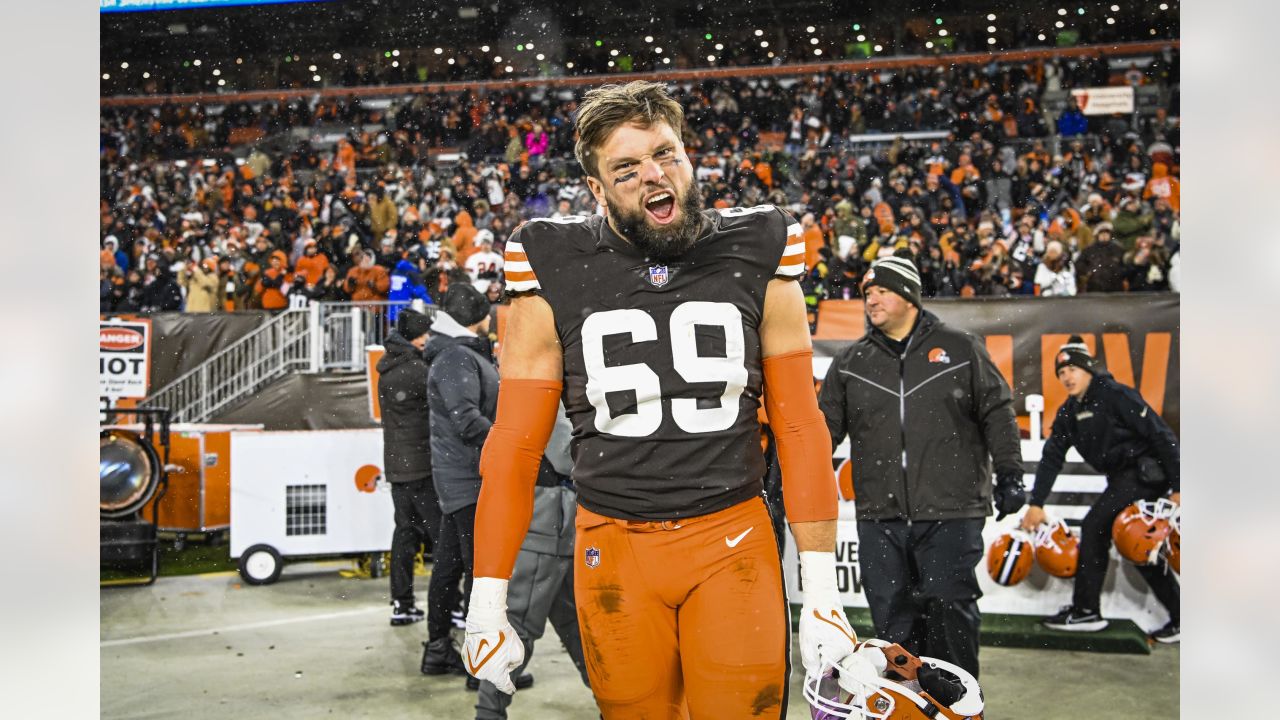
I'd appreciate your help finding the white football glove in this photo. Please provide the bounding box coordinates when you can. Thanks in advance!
[463,577,526,695]
[797,551,859,676]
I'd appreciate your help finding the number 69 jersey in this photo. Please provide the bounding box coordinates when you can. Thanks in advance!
[504,206,804,521]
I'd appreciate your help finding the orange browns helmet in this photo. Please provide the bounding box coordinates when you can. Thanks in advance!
[1112,498,1176,566]
[1162,504,1181,574]
[1032,518,1079,578]
[986,529,1035,586]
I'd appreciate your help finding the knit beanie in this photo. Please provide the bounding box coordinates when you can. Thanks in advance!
[443,284,490,327]
[861,256,923,308]
[1055,335,1095,375]
[395,308,433,341]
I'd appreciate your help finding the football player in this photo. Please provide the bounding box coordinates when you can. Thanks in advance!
[462,80,858,718]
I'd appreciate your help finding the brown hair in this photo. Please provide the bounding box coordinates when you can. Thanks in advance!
[573,81,684,179]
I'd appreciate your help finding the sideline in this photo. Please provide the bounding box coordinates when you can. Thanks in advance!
[101,606,383,647]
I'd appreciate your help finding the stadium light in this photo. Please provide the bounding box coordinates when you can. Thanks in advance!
[939,29,948,36]
[934,17,943,24]
[481,45,490,52]
[494,55,502,62]
[309,64,317,71]
[1107,17,1115,24]
[704,33,712,40]
[662,57,670,64]
[814,48,822,55]
[1159,2,1168,8]
[987,25,996,32]
[595,40,603,46]
[654,46,663,53]
[218,79,226,86]
[988,37,996,44]
[810,37,819,45]
[435,47,443,54]
[392,60,399,67]
[645,35,653,42]
[807,25,816,33]
[212,68,220,75]
[448,58,455,65]
[1058,8,1067,14]
[527,42,534,49]
[857,34,866,41]
[517,44,524,51]
[392,49,400,56]
[384,51,391,58]
[332,52,342,60]
[142,72,150,78]
[610,49,619,56]
[566,62,574,68]
[102,73,110,80]
[312,74,321,81]
[536,53,545,60]
[1110,4,1119,10]
[754,29,763,36]
[707,54,715,62]
[1056,20,1065,27]
[987,13,997,20]
[767,51,775,58]
[120,61,129,69]
[194,59,202,66]
[852,23,860,30]
[925,41,934,48]
[873,44,883,51]
[505,65,513,72]
[607,60,615,67]
[235,58,243,64]
[1038,33,1046,40]
[715,43,724,50]
[1077,7,1086,14]
[760,40,769,47]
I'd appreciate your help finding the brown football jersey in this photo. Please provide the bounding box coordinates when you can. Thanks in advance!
[504,206,803,520]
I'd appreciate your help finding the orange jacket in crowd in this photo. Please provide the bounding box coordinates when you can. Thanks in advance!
[1144,163,1180,213]
[802,222,825,271]
[257,251,293,310]
[344,263,390,301]
[294,248,331,286]
[451,210,478,265]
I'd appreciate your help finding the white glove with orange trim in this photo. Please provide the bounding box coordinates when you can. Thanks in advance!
[463,577,525,694]
[797,551,859,676]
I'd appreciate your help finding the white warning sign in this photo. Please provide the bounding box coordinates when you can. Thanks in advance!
[99,319,151,399]
[1070,86,1135,116]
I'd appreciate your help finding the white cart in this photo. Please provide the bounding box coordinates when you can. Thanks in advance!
[229,429,393,584]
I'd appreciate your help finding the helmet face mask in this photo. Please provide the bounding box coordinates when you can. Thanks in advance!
[1113,499,1177,566]
[804,644,984,720]
[1033,517,1080,578]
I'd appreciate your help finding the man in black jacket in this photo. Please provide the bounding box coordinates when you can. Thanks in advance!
[818,255,1024,677]
[376,309,442,627]
[420,285,531,689]
[1020,337,1180,642]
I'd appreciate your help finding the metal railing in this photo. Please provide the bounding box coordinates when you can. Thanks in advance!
[145,300,438,421]
[146,309,311,422]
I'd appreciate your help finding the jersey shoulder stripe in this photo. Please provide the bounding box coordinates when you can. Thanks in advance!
[502,215,601,294]
[776,218,805,277]
[502,235,539,292]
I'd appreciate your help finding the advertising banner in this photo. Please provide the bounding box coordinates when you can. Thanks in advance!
[1069,86,1136,115]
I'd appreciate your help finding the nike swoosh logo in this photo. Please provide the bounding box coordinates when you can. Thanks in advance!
[725,527,753,548]
[812,608,858,644]
[465,631,505,675]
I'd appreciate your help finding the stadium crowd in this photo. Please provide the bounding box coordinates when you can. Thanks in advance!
[100,53,1180,316]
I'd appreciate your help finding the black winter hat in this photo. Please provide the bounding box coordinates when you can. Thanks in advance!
[861,256,923,308]
[443,284,490,327]
[1055,335,1095,375]
[395,308,433,341]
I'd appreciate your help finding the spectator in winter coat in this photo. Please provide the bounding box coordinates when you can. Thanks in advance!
[421,285,499,678]
[1033,240,1077,296]
[1112,197,1154,251]
[1056,97,1089,137]
[1143,163,1180,214]
[1076,223,1127,293]
[388,258,433,323]
[293,239,330,286]
[450,210,478,264]
[370,189,400,242]
[139,256,184,312]
[256,250,292,310]
[1124,235,1171,292]
[103,236,129,272]
[180,258,223,312]
[343,248,391,301]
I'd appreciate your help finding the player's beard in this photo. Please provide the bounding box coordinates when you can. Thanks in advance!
[610,181,705,263]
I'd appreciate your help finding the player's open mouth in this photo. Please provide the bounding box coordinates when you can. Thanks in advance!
[643,191,677,224]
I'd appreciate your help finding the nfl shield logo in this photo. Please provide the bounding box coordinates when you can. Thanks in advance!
[647,265,669,287]
[584,546,601,569]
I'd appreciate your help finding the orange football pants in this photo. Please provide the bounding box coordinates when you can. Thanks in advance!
[574,496,790,719]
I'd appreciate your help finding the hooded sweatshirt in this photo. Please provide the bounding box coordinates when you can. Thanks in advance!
[387,258,432,323]
[424,311,498,514]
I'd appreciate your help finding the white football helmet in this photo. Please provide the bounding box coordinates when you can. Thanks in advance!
[804,641,984,720]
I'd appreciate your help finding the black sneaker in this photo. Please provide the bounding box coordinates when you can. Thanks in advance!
[391,601,425,627]
[421,639,467,676]
[1042,605,1109,632]
[466,672,534,691]
[1151,622,1180,644]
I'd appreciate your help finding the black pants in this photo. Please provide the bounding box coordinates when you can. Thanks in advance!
[1074,476,1180,624]
[858,517,985,678]
[426,503,476,642]
[389,479,443,605]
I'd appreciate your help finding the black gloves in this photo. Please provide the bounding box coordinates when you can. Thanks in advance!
[993,471,1027,521]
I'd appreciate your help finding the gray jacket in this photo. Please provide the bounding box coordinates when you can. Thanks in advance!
[425,313,499,514]
[525,406,575,557]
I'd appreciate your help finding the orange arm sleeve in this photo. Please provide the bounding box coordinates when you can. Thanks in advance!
[763,349,838,524]
[472,378,564,579]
